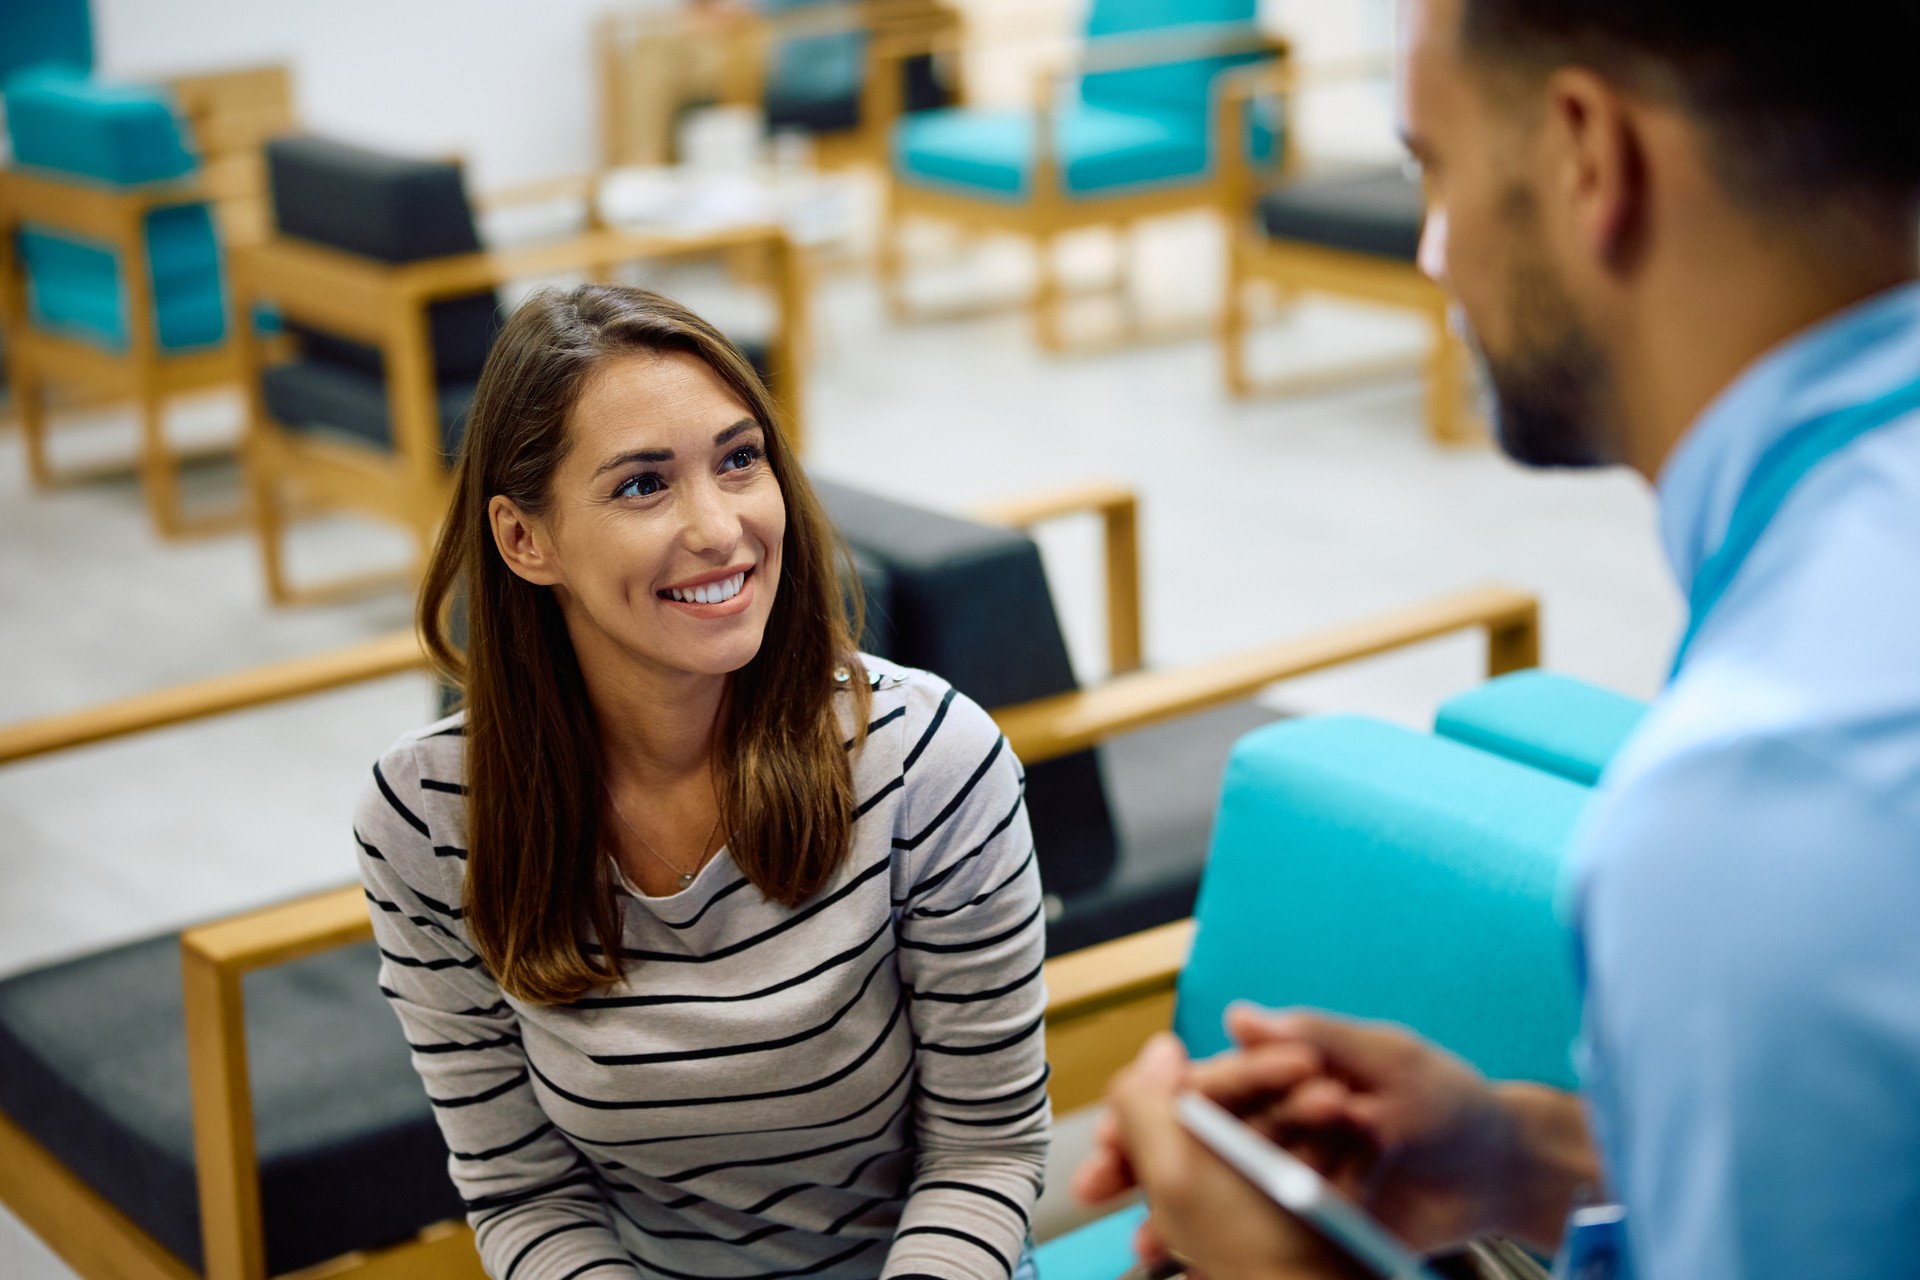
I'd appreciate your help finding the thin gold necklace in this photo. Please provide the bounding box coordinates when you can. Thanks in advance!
[606,789,721,891]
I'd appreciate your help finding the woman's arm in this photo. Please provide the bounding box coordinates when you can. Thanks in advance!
[887,686,1051,1280]
[355,736,639,1280]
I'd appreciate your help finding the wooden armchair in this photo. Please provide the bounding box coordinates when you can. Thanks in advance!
[1215,58,1479,445]
[0,65,293,536]
[233,137,806,606]
[871,7,1288,353]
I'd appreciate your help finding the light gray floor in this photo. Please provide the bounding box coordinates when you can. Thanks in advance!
[0,231,1677,1277]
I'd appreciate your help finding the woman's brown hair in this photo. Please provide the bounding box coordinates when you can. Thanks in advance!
[419,284,870,1004]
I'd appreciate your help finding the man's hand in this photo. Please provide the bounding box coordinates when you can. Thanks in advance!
[1076,1007,1599,1259]
[1104,1032,1375,1280]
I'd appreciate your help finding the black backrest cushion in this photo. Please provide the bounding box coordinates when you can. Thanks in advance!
[817,479,1120,895]
[265,135,501,382]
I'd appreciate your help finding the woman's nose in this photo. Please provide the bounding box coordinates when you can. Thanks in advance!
[679,478,742,554]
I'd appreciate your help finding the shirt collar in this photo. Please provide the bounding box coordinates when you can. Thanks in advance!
[1655,280,1920,597]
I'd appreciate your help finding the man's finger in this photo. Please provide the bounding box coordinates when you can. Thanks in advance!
[1226,1006,1412,1084]
[1186,1041,1325,1110]
[1108,1032,1193,1196]
[1070,1143,1135,1205]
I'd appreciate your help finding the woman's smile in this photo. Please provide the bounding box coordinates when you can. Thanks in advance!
[656,564,756,615]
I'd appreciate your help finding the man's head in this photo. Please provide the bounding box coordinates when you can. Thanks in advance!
[1400,0,1920,470]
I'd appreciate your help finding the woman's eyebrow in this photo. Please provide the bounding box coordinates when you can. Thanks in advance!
[590,420,761,479]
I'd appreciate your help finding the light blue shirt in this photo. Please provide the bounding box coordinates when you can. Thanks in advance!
[1571,281,1920,1280]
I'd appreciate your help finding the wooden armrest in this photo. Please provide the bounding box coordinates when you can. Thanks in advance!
[469,171,602,216]
[182,883,378,1280]
[1044,920,1193,1112]
[994,584,1540,765]
[0,167,210,246]
[974,481,1142,676]
[0,631,425,766]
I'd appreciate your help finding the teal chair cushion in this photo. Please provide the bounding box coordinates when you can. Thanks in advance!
[894,102,1209,201]
[1082,0,1257,118]
[0,0,92,84]
[3,72,194,184]
[1435,671,1648,787]
[1035,1204,1149,1280]
[1174,715,1589,1087]
[17,207,227,352]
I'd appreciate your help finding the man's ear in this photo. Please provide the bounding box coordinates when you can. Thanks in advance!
[1541,67,1646,271]
[490,495,563,587]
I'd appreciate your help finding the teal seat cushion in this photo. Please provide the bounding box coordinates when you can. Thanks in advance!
[1034,1204,1148,1280]
[1436,671,1648,787]
[894,102,1209,201]
[1081,0,1257,117]
[17,204,227,352]
[3,72,194,185]
[1175,715,1589,1089]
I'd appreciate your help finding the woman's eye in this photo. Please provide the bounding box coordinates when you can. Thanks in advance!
[720,444,763,473]
[613,472,665,499]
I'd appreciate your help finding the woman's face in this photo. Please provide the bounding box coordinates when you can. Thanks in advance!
[495,350,786,683]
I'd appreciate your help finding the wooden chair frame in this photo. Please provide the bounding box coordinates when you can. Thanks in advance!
[0,66,295,537]
[1215,61,1478,447]
[872,24,1290,354]
[0,482,1538,1280]
[231,220,807,607]
[595,0,966,174]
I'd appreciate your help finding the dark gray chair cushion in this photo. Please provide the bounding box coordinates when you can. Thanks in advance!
[764,51,953,136]
[816,480,1122,905]
[263,135,502,445]
[260,360,474,462]
[0,934,459,1275]
[1257,166,1425,262]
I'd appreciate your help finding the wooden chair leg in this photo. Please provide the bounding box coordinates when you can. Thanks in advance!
[877,193,910,324]
[1033,232,1066,354]
[1221,239,1254,398]
[1423,309,1476,447]
[15,364,55,488]
[136,383,191,538]
[246,440,294,605]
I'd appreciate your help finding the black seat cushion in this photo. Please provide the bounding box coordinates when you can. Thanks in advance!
[0,934,459,1275]
[260,359,474,462]
[1257,166,1425,262]
[1047,699,1284,956]
[816,480,1121,899]
[265,135,503,388]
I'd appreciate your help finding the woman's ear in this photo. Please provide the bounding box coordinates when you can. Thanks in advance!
[490,495,563,587]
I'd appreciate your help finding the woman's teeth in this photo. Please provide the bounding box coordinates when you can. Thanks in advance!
[667,572,747,605]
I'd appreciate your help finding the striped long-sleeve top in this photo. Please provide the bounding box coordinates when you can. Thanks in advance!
[353,658,1050,1280]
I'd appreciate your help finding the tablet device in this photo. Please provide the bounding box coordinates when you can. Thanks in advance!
[1175,1093,1442,1280]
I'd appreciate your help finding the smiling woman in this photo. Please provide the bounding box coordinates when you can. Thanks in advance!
[357,286,1049,1280]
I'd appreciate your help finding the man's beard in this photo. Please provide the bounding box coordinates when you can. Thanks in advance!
[1458,196,1619,469]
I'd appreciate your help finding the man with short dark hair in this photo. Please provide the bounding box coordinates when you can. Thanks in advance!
[1073,1,1920,1276]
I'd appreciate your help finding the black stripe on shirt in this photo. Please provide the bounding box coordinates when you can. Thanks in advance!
[913,1180,1031,1224]
[893,1225,1010,1272]
[502,1218,600,1280]
[431,1069,529,1109]
[892,737,1005,852]
[420,777,467,795]
[910,956,1044,1004]
[373,761,430,837]
[451,1121,554,1162]
[570,917,890,1009]
[897,898,1043,955]
[918,1013,1045,1058]
[902,688,956,773]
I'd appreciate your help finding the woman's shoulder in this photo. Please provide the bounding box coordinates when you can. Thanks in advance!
[842,654,1009,776]
[355,710,470,857]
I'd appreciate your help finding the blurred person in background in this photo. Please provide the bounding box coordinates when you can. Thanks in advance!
[357,286,1047,1280]
[1075,0,1920,1277]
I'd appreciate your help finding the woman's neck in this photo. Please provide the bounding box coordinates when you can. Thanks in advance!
[581,650,726,786]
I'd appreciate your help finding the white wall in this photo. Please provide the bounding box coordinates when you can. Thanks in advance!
[93,0,670,190]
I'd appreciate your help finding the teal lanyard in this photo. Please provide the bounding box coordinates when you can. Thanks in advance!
[1669,376,1920,680]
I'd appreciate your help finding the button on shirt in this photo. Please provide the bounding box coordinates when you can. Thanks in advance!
[1571,282,1920,1280]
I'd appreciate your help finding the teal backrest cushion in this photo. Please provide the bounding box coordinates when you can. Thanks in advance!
[1174,715,1589,1089]
[0,0,92,85]
[1436,670,1648,787]
[3,72,195,184]
[1081,0,1259,121]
